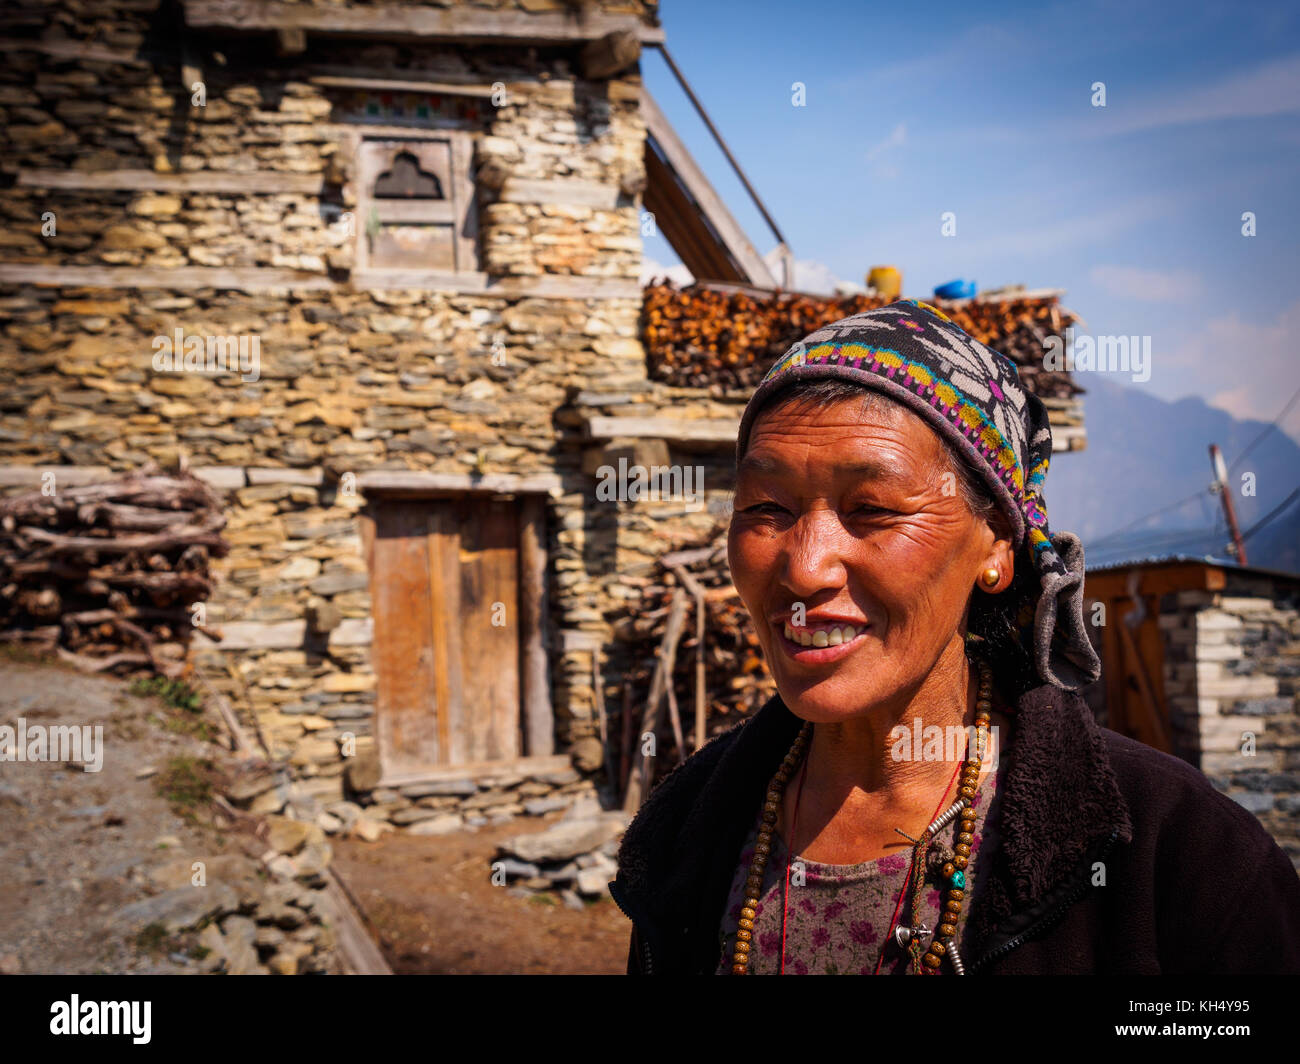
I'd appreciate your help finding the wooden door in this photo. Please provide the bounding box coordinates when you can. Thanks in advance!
[369,496,522,776]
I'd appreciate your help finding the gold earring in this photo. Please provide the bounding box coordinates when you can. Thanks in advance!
[980,567,1000,588]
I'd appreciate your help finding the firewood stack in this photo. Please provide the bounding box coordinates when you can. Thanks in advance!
[0,466,229,677]
[611,524,775,797]
[642,283,1084,399]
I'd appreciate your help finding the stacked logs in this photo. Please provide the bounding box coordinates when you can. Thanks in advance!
[642,283,1083,399]
[0,467,228,676]
[611,524,775,804]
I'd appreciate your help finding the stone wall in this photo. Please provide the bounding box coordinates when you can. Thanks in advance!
[1160,573,1300,864]
[0,0,751,815]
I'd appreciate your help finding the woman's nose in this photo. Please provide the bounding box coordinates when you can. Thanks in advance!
[779,509,848,596]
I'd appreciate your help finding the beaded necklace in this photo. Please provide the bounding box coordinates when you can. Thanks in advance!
[730,658,994,976]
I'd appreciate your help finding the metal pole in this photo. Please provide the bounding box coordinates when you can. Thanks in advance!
[1209,444,1248,565]
[650,43,790,254]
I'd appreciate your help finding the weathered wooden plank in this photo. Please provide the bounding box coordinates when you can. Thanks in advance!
[519,495,553,757]
[0,264,331,290]
[357,470,562,496]
[640,88,776,288]
[425,503,465,765]
[462,497,521,761]
[498,177,622,209]
[0,37,150,66]
[372,503,441,775]
[308,73,496,97]
[183,0,666,44]
[16,168,324,194]
[585,415,739,444]
[0,263,639,300]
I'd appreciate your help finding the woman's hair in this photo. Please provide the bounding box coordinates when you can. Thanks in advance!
[738,377,1041,699]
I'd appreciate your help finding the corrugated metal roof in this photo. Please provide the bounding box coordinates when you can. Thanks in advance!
[1085,552,1300,582]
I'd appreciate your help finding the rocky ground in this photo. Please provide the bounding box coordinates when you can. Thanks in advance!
[0,654,337,974]
[0,653,635,975]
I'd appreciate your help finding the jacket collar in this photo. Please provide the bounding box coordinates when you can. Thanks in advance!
[614,680,1133,972]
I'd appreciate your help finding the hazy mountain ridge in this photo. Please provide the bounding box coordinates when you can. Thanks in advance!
[1045,377,1299,573]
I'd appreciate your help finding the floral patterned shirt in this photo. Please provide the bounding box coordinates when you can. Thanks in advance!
[715,732,1011,975]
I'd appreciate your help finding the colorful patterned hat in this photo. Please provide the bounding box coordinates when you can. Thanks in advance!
[735,298,1101,691]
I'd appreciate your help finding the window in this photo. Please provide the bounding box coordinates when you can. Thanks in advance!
[356,135,477,273]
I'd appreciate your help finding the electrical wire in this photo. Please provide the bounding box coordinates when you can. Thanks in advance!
[1228,383,1300,473]
[1240,486,1300,543]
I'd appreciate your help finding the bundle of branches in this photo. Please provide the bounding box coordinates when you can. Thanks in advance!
[642,283,1084,399]
[0,466,228,677]
[612,524,776,806]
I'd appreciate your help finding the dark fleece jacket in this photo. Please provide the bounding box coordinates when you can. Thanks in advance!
[608,683,1300,974]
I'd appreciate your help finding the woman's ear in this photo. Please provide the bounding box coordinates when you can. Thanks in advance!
[979,512,1016,593]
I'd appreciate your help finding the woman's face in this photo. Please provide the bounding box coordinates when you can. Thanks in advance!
[728,394,1013,723]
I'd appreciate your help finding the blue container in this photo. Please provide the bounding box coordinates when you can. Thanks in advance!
[934,279,976,300]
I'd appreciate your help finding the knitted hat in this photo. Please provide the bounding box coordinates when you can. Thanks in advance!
[735,297,1101,691]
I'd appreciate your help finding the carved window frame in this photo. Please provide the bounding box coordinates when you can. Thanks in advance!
[351,131,478,275]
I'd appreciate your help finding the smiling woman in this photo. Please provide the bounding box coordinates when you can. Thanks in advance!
[609,299,1300,976]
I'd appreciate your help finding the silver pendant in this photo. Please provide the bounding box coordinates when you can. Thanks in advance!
[894,923,930,950]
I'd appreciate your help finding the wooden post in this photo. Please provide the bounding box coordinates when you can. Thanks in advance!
[619,679,633,806]
[592,648,616,789]
[518,495,553,756]
[623,587,689,811]
[669,563,709,756]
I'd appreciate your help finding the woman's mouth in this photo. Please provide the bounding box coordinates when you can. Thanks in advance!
[776,621,868,663]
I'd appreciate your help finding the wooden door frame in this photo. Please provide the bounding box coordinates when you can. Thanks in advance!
[360,481,555,786]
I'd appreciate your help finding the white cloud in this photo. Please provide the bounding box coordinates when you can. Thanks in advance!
[1089,264,1206,303]
[1074,52,1300,139]
[1173,298,1300,443]
[865,122,907,179]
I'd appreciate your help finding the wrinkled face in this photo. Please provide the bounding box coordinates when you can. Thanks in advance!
[729,395,1008,722]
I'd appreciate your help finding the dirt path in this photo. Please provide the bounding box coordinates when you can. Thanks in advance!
[0,656,248,974]
[332,819,633,975]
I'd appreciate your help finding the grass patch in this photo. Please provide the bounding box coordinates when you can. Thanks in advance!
[133,922,171,956]
[154,756,219,821]
[131,676,213,742]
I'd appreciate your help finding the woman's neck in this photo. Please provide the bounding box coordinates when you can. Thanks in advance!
[782,639,1006,860]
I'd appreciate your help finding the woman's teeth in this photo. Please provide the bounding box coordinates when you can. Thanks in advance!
[783,622,858,648]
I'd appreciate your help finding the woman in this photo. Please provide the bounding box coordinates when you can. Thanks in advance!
[609,298,1300,975]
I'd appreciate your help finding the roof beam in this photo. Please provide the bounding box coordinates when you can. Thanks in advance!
[640,88,776,288]
[183,1,665,45]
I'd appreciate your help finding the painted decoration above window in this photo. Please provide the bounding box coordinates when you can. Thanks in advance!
[341,91,481,127]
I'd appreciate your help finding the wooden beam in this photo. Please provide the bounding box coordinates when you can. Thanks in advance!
[585,415,739,445]
[308,73,495,98]
[0,264,331,290]
[183,1,667,45]
[497,176,624,209]
[640,88,776,288]
[581,28,641,79]
[518,494,554,758]
[16,168,324,194]
[0,264,640,300]
[275,25,306,56]
[0,37,151,66]
[357,470,562,496]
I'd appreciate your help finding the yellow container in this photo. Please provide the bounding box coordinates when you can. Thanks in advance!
[868,265,902,300]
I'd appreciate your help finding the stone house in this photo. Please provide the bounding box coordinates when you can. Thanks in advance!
[0,0,1092,829]
[1082,557,1300,864]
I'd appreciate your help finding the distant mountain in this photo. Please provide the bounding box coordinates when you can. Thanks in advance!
[1045,376,1300,574]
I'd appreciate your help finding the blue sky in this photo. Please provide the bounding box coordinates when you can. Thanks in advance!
[641,0,1300,442]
